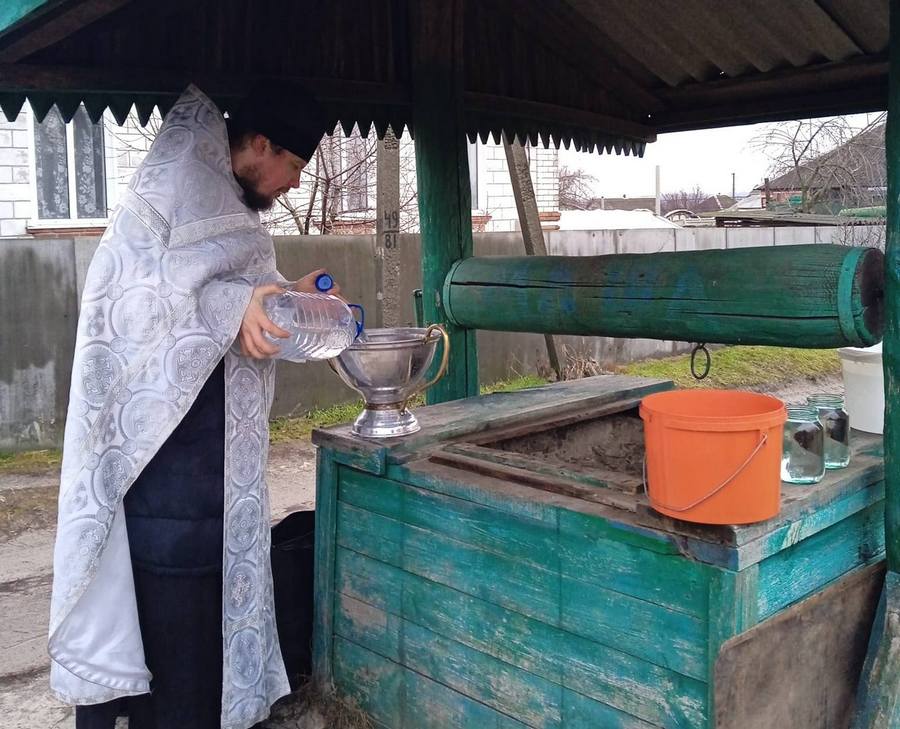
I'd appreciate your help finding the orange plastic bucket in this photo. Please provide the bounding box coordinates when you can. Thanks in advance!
[639,390,787,525]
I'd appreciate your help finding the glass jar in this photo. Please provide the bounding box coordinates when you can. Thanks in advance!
[781,406,826,484]
[807,394,851,469]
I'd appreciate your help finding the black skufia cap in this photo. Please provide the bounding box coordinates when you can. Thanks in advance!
[230,81,327,163]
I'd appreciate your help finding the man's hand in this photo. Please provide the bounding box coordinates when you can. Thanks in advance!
[292,268,345,300]
[238,284,290,359]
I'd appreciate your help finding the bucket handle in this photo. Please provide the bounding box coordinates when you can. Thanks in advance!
[643,432,769,514]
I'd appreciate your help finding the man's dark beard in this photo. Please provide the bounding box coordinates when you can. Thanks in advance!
[234,172,275,212]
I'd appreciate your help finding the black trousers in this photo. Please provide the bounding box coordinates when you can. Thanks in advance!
[77,362,227,729]
[74,563,223,729]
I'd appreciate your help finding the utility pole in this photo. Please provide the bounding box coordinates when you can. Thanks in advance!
[503,135,563,380]
[375,127,401,327]
[732,171,736,199]
[655,165,661,215]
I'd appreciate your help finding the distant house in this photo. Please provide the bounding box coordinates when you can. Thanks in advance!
[0,103,560,238]
[757,123,886,214]
[588,195,657,212]
[694,193,735,214]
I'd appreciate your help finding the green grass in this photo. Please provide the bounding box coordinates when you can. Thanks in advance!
[480,373,548,394]
[0,448,62,475]
[620,345,841,390]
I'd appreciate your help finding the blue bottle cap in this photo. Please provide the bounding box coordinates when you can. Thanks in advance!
[315,273,334,292]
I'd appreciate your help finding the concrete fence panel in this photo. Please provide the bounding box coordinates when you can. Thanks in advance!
[0,238,78,449]
[2,224,867,450]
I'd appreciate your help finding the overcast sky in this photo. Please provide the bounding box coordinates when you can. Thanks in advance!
[558,113,882,201]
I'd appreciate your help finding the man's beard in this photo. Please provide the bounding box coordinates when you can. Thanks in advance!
[234,169,276,212]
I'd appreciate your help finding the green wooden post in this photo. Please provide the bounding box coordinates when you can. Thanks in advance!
[410,0,478,403]
[885,0,900,582]
[312,447,339,689]
[851,3,900,725]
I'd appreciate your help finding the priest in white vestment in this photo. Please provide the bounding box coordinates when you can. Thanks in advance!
[50,83,332,729]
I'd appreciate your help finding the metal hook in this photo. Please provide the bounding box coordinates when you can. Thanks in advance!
[690,343,711,380]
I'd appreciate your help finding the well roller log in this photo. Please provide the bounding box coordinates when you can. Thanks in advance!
[443,244,884,347]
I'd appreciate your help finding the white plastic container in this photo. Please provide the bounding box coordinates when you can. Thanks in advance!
[837,342,884,434]
[263,291,362,362]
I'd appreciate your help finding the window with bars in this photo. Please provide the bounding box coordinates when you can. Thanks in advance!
[33,105,107,221]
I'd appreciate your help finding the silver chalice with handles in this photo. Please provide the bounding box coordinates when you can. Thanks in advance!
[330,324,450,438]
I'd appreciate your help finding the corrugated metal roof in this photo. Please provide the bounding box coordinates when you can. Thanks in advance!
[0,0,888,151]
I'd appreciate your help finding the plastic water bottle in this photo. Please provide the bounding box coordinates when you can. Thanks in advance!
[263,291,362,362]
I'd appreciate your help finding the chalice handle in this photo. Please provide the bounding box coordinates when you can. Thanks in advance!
[401,324,450,412]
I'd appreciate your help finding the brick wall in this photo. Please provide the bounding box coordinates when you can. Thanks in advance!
[0,106,33,236]
[474,142,560,232]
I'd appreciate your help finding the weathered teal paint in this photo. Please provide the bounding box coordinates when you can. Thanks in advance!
[0,0,55,33]
[335,548,707,727]
[442,245,884,347]
[410,0,478,403]
[850,9,900,716]
[886,0,900,574]
[314,378,886,727]
[311,447,338,688]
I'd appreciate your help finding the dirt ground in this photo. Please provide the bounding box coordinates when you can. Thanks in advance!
[0,437,320,729]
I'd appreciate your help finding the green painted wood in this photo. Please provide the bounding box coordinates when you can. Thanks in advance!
[337,500,560,622]
[338,594,564,728]
[339,475,708,618]
[559,576,707,680]
[312,374,672,464]
[730,481,885,571]
[757,502,885,620]
[706,567,760,729]
[562,690,657,729]
[0,0,55,32]
[335,498,709,680]
[334,550,708,727]
[886,0,900,575]
[386,459,561,525]
[665,479,885,572]
[332,445,386,475]
[340,467,560,562]
[410,0,478,403]
[348,465,709,615]
[557,511,710,611]
[334,636,531,729]
[443,245,884,347]
[312,447,339,687]
[850,5,900,724]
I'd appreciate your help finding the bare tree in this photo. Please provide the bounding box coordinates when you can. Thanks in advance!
[108,115,424,235]
[558,165,597,210]
[751,114,886,213]
[661,186,708,215]
[264,126,423,235]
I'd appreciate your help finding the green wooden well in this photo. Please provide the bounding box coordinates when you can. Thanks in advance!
[312,375,886,728]
[2,1,899,725]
